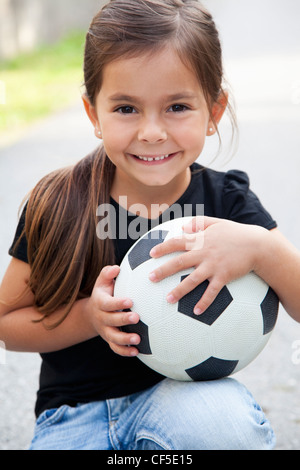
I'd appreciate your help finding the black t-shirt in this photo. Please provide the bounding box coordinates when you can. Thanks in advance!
[9,163,277,417]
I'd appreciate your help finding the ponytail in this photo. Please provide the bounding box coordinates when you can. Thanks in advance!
[26,146,115,328]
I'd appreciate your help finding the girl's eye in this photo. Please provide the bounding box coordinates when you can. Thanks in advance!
[169,104,188,113]
[116,106,136,114]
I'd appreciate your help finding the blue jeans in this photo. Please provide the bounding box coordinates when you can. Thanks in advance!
[29,378,275,450]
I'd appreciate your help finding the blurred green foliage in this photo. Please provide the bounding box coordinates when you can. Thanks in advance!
[0,31,85,138]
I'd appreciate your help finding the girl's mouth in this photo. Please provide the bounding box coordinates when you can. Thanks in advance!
[130,153,177,163]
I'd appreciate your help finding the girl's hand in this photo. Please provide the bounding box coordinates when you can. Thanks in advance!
[149,216,267,315]
[86,265,140,357]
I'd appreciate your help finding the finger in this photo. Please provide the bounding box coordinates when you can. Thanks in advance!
[100,309,140,328]
[165,268,209,305]
[149,233,201,259]
[109,342,140,358]
[94,265,120,291]
[193,279,224,315]
[149,237,187,258]
[105,325,140,346]
[149,249,202,282]
[94,290,132,312]
[182,216,219,233]
[105,326,140,357]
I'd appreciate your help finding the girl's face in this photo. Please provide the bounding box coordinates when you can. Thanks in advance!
[84,46,225,202]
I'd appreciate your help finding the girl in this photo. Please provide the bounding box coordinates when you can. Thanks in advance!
[1,0,300,450]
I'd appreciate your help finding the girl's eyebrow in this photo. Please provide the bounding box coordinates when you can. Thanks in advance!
[109,94,138,102]
[108,92,199,102]
[166,92,199,101]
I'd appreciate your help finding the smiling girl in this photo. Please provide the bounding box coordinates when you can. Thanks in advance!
[1,0,300,450]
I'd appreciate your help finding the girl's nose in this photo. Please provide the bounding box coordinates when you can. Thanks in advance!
[137,116,167,143]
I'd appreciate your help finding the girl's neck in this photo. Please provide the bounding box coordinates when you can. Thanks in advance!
[111,167,191,220]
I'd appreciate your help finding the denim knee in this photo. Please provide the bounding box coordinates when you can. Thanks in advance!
[129,378,275,450]
[178,378,275,450]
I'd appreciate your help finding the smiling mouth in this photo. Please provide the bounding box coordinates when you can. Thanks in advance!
[132,153,176,162]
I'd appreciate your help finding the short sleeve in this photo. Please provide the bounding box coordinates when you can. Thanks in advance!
[222,170,277,230]
[8,204,29,263]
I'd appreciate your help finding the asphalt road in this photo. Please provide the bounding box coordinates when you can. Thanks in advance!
[0,0,300,450]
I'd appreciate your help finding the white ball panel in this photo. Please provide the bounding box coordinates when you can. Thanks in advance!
[210,302,263,358]
[138,354,192,381]
[226,272,269,304]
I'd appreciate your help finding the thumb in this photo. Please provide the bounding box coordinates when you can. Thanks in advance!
[182,216,219,233]
[94,265,120,292]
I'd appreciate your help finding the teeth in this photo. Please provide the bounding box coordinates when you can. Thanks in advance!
[136,154,170,161]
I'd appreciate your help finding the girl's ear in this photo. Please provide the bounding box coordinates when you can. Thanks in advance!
[82,94,102,139]
[207,90,228,136]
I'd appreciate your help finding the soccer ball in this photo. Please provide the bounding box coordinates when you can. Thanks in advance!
[114,217,279,381]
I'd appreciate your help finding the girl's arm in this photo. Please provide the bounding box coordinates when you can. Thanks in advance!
[149,217,300,323]
[0,258,140,354]
[253,227,300,323]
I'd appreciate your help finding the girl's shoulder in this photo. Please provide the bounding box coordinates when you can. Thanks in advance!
[190,162,276,229]
[191,161,250,193]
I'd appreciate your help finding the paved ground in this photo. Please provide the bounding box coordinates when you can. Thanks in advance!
[0,0,300,450]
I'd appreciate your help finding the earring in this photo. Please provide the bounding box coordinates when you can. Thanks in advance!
[96,129,102,138]
[209,127,213,133]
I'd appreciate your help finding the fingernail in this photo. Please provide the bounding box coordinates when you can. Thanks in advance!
[130,349,138,357]
[123,299,132,308]
[130,336,140,345]
[149,248,157,257]
[166,294,176,303]
[194,307,202,315]
[149,272,157,281]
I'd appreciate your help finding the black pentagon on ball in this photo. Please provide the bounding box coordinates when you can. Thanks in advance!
[122,318,152,355]
[260,286,279,335]
[128,230,169,270]
[186,356,239,381]
[178,277,233,325]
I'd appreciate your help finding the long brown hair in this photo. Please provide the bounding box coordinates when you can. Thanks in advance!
[24,0,236,326]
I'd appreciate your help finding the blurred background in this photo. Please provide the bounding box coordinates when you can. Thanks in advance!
[0,0,300,450]
[0,0,101,59]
